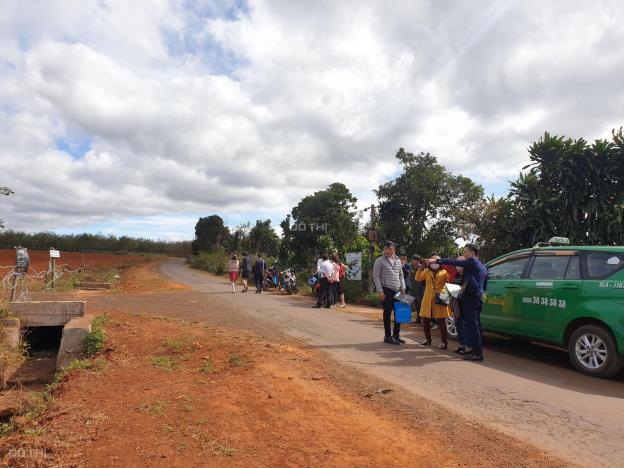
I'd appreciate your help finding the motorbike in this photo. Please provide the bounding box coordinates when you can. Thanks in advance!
[280,268,298,294]
[263,265,280,290]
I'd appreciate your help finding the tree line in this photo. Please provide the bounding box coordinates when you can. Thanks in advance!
[0,230,191,256]
[193,128,624,269]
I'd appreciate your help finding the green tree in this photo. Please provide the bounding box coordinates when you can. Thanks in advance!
[248,219,280,257]
[280,183,359,268]
[0,186,13,229]
[471,196,524,261]
[376,149,484,256]
[228,222,251,253]
[192,215,230,254]
[510,129,624,245]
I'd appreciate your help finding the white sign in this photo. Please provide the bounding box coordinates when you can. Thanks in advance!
[345,252,362,280]
[49,249,60,258]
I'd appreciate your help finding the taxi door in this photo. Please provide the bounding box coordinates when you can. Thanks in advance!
[482,253,531,333]
[518,250,580,340]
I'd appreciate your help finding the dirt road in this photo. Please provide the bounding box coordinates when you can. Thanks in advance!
[161,258,624,467]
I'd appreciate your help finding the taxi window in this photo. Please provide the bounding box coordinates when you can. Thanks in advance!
[583,252,624,279]
[565,256,580,279]
[488,256,529,280]
[529,256,568,279]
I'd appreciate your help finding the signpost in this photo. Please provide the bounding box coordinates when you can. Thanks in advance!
[345,252,362,280]
[49,248,60,289]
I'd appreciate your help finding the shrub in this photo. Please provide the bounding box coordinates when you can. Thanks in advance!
[85,315,108,356]
[359,292,382,308]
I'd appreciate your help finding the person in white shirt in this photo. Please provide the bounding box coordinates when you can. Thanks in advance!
[228,255,239,293]
[314,253,336,308]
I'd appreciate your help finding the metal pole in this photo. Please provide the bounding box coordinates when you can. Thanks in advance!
[368,204,376,294]
[52,258,56,290]
[9,270,17,302]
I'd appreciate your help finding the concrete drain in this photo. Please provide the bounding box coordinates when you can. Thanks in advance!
[7,301,91,374]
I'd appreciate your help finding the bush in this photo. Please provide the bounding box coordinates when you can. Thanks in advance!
[359,292,382,308]
[85,315,108,356]
[189,250,228,275]
[341,280,367,303]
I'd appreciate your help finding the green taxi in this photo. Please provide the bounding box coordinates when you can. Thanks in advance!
[448,238,624,378]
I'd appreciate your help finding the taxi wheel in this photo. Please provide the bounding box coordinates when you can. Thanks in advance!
[568,325,624,378]
[445,317,459,340]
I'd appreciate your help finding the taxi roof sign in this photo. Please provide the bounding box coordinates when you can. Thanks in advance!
[548,237,570,245]
[533,237,571,248]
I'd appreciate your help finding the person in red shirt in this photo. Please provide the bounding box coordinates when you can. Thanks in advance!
[335,255,348,308]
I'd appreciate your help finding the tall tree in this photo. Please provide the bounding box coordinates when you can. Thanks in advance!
[248,219,280,257]
[192,215,230,254]
[280,183,359,268]
[376,149,484,256]
[228,222,251,253]
[471,196,524,261]
[510,129,624,245]
[0,186,13,229]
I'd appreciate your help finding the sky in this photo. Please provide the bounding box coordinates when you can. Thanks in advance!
[1,0,623,241]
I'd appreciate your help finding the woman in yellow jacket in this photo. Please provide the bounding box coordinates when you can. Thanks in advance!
[415,255,450,349]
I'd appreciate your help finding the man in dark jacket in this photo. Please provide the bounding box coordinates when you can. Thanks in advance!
[253,253,266,294]
[430,244,487,361]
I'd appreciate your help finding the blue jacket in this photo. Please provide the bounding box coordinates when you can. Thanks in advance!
[439,257,487,299]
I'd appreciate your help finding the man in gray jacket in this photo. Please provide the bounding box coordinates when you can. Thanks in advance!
[373,240,406,345]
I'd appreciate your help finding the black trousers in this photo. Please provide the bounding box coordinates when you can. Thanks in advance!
[382,286,400,337]
[319,277,331,307]
[254,273,263,291]
[463,296,484,356]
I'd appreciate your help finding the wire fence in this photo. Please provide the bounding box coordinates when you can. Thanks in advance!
[0,264,87,303]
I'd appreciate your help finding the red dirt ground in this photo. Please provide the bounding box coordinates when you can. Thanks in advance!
[0,258,568,467]
[0,249,145,275]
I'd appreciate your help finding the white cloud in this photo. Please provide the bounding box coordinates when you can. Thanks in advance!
[0,0,623,239]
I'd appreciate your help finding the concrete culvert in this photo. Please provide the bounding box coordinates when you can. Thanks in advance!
[23,326,64,354]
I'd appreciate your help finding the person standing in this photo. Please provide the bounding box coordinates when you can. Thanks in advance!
[314,253,335,308]
[336,256,347,308]
[450,256,468,354]
[416,255,450,349]
[320,253,337,308]
[400,253,413,294]
[253,253,266,294]
[432,244,488,361]
[410,254,425,325]
[314,252,327,307]
[373,241,406,345]
[228,254,240,293]
[240,251,251,293]
[328,253,341,309]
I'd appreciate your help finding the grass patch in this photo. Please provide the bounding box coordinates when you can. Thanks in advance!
[150,355,176,372]
[194,431,237,457]
[138,401,167,416]
[64,357,108,373]
[199,358,216,373]
[225,353,245,367]
[178,395,194,413]
[162,335,198,355]
[85,314,109,356]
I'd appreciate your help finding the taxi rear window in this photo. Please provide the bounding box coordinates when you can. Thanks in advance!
[583,251,624,279]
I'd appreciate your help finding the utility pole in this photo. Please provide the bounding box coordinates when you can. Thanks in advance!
[367,204,378,293]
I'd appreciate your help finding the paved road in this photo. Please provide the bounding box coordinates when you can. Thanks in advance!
[162,258,624,466]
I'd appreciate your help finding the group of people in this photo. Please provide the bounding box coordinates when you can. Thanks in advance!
[313,252,347,309]
[373,240,488,362]
[226,241,487,361]
[227,252,267,294]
